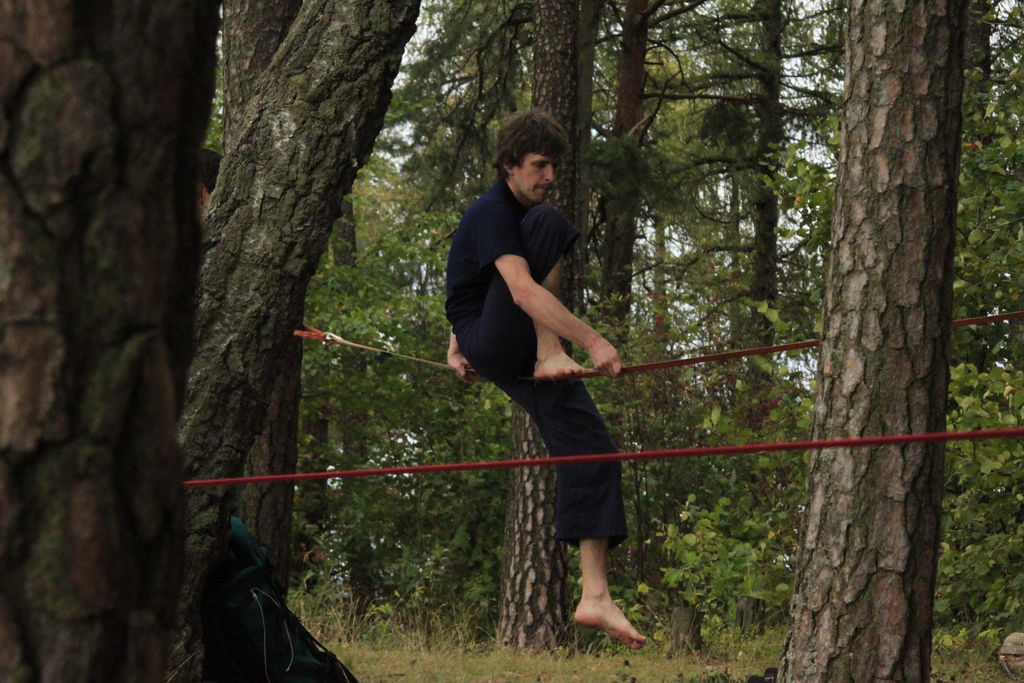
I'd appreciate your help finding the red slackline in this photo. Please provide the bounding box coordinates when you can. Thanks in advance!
[575,310,1024,378]
[183,426,1024,488]
[296,311,1024,379]
[952,311,1024,327]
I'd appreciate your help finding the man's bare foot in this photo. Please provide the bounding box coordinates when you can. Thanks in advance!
[534,351,585,380]
[574,595,646,649]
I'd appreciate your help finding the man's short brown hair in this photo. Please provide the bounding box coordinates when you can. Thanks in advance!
[494,110,569,180]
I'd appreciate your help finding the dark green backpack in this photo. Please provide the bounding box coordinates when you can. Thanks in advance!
[201,517,358,683]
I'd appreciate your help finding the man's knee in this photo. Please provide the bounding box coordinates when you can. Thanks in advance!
[520,204,579,279]
[524,204,572,232]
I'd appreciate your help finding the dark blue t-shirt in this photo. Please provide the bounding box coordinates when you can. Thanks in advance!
[445,182,528,332]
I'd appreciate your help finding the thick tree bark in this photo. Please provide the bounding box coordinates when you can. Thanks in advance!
[497,0,583,652]
[781,3,967,681]
[221,0,303,152]
[238,368,300,580]
[221,0,304,585]
[0,2,218,681]
[498,413,569,650]
[532,0,582,220]
[171,1,420,677]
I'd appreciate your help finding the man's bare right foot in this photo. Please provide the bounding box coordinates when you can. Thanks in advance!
[534,351,585,380]
[574,595,646,649]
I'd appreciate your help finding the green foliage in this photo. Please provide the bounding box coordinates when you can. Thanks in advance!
[383,0,531,212]
[633,365,809,630]
[936,14,1024,636]
[659,493,792,616]
[294,154,511,626]
[776,124,836,252]
[203,65,223,153]
[953,16,1024,369]
[938,363,1024,633]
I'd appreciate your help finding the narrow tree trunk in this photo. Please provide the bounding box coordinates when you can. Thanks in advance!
[964,0,993,80]
[736,596,766,633]
[740,0,786,427]
[781,3,967,681]
[565,0,600,312]
[669,601,703,652]
[600,0,649,329]
[172,2,420,677]
[532,0,581,204]
[748,0,784,347]
[326,199,378,609]
[0,3,218,680]
[292,411,332,591]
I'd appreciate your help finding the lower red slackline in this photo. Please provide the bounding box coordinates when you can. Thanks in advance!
[183,426,1024,488]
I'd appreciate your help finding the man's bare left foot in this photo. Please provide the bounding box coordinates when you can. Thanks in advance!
[574,595,646,649]
[534,352,585,380]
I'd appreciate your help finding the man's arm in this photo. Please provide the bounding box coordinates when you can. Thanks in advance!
[494,254,622,377]
[447,332,480,383]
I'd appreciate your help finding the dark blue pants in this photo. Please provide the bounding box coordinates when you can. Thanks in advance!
[455,205,627,547]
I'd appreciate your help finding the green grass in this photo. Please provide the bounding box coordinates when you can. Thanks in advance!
[334,645,763,682]
[292,592,1003,682]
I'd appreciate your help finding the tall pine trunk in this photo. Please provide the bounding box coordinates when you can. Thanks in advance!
[498,0,585,651]
[0,2,218,680]
[781,2,967,681]
[172,2,420,677]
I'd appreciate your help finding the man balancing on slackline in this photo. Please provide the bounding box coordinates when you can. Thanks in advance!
[444,110,646,649]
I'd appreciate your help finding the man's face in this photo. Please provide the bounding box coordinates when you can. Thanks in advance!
[505,153,559,207]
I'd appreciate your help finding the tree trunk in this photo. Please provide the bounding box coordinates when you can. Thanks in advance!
[600,0,649,329]
[565,0,600,312]
[221,0,304,588]
[496,0,583,652]
[748,0,784,347]
[292,411,333,591]
[737,0,786,429]
[0,2,218,681]
[497,413,569,650]
[964,0,993,80]
[325,199,378,609]
[171,2,420,677]
[781,3,967,681]
[532,0,581,200]
[221,0,303,152]
[736,596,766,633]
[669,602,703,652]
[238,367,300,580]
